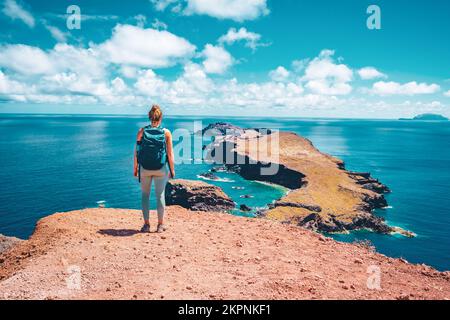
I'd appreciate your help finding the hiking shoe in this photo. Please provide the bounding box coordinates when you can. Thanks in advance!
[156,224,167,233]
[140,224,150,233]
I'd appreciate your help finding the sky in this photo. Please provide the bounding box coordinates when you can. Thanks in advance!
[0,0,449,118]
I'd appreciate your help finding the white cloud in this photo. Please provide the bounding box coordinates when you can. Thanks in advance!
[98,24,196,68]
[153,0,269,21]
[120,65,139,79]
[303,49,353,95]
[0,44,55,75]
[444,90,450,97]
[134,14,147,28]
[371,81,440,95]
[218,27,265,50]
[151,18,168,30]
[358,67,386,80]
[2,0,35,28]
[135,69,169,97]
[0,43,106,78]
[150,0,179,11]
[111,77,128,93]
[44,24,68,43]
[0,70,30,96]
[292,59,309,73]
[0,38,445,118]
[269,66,290,82]
[201,44,233,74]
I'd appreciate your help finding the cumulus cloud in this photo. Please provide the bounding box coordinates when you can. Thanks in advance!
[0,44,55,75]
[152,0,269,22]
[444,90,450,97]
[303,49,353,95]
[0,70,30,97]
[0,36,445,117]
[185,0,269,21]
[135,69,169,97]
[358,67,386,80]
[98,24,196,68]
[200,44,233,74]
[371,81,440,95]
[218,27,265,50]
[2,0,35,27]
[269,66,290,82]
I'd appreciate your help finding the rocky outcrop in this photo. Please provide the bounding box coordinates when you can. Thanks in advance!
[347,171,391,194]
[165,179,235,212]
[199,122,245,136]
[0,234,22,255]
[201,123,404,235]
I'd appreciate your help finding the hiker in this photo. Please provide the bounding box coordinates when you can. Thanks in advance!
[134,105,175,233]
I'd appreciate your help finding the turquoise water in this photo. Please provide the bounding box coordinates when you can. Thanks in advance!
[0,114,449,271]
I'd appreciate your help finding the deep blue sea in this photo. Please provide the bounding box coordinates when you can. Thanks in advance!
[0,114,449,271]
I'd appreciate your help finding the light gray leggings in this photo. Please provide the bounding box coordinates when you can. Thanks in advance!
[140,166,169,221]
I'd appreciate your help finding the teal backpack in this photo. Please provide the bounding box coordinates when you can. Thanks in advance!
[137,126,167,177]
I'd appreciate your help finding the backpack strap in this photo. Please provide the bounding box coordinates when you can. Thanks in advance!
[136,128,144,183]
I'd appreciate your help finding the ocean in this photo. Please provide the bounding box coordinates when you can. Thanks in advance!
[0,114,449,271]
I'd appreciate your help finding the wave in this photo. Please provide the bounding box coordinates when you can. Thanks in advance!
[197,175,235,183]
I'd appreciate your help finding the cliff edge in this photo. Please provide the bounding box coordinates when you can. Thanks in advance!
[0,208,448,300]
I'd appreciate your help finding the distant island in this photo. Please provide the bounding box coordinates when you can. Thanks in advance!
[400,113,449,121]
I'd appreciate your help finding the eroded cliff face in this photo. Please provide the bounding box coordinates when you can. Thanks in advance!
[165,179,235,212]
[202,123,401,235]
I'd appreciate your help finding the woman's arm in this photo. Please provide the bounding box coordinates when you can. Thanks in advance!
[134,128,144,177]
[165,129,176,178]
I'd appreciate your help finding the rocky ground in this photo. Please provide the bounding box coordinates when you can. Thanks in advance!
[0,207,448,300]
[0,235,23,255]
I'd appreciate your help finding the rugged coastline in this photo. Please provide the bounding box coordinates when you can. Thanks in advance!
[0,123,436,300]
[202,122,411,236]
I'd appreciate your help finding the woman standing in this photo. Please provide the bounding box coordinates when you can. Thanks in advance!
[134,105,175,233]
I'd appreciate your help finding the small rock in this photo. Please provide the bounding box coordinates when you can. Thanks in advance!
[186,286,192,290]
[239,204,252,212]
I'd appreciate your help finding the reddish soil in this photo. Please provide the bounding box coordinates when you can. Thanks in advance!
[0,207,448,300]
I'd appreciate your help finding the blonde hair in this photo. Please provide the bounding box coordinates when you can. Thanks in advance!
[149,104,163,124]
